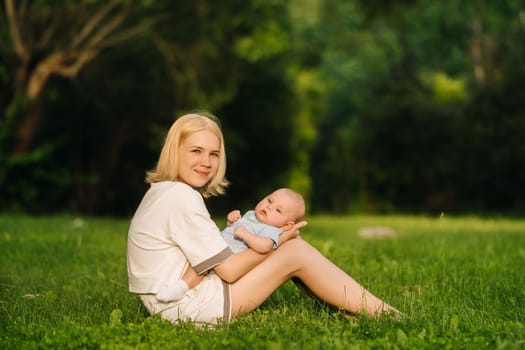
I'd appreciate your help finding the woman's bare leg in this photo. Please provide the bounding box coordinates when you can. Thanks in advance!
[230,238,400,318]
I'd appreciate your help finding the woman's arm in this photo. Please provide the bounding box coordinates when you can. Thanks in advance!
[213,248,267,283]
[278,220,308,245]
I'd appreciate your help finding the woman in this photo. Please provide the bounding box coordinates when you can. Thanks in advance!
[127,112,400,325]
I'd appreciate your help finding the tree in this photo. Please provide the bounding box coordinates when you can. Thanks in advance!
[0,0,301,215]
[0,0,151,155]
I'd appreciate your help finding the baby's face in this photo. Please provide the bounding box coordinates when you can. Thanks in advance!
[254,190,298,228]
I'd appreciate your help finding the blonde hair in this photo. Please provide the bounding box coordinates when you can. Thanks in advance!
[146,112,229,197]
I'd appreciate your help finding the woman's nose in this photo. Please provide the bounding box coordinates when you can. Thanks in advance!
[201,154,211,167]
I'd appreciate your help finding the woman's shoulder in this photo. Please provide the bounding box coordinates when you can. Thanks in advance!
[151,181,202,203]
[152,181,194,192]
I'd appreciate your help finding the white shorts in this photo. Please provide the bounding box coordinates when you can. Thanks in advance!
[139,273,231,326]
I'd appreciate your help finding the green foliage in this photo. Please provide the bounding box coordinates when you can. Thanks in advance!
[2,0,525,216]
[0,144,75,213]
[429,72,467,103]
[308,0,525,214]
[234,20,288,62]
[1,215,525,349]
[278,70,322,204]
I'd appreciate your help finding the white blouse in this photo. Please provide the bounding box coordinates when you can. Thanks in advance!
[127,181,232,294]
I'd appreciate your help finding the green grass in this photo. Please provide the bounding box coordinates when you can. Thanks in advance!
[1,214,524,349]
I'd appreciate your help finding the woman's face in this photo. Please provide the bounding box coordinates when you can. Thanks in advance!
[178,130,220,188]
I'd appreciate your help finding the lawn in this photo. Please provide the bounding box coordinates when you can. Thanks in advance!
[0,214,524,349]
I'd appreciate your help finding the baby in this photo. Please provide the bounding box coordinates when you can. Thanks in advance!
[156,188,305,302]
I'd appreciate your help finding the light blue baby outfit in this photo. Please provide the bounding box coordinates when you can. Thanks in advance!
[221,210,282,253]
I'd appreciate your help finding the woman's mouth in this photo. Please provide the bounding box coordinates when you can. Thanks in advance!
[195,170,209,177]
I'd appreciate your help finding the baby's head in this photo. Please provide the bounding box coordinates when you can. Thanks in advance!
[254,188,305,229]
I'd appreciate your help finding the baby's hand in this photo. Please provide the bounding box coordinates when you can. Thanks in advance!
[227,210,242,226]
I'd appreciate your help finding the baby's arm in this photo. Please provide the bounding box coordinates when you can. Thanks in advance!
[213,221,308,283]
[234,226,274,254]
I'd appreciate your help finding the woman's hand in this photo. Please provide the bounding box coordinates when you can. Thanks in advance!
[278,220,308,245]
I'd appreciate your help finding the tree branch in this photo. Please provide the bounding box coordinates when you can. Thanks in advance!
[98,21,150,48]
[36,19,58,51]
[4,0,28,59]
[85,6,129,50]
[26,52,64,98]
[55,50,99,78]
[72,0,120,49]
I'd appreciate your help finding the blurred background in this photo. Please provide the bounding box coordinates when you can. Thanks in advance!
[1,0,524,217]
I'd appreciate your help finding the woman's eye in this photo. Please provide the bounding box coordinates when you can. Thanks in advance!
[191,149,201,153]
[210,152,219,158]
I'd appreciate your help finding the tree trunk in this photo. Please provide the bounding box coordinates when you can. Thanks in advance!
[11,98,43,155]
[10,60,50,155]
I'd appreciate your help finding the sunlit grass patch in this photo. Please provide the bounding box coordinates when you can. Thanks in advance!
[1,214,524,349]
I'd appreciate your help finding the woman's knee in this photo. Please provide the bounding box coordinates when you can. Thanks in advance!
[277,237,317,258]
